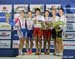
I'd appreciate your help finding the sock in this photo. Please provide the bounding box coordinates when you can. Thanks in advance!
[26,47,29,52]
[19,50,22,55]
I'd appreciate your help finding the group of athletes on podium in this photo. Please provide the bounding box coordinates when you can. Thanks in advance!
[14,7,66,56]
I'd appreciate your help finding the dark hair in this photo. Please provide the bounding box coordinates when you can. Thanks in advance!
[35,8,41,12]
[59,8,64,12]
[44,10,50,17]
[28,11,32,13]
[45,10,50,13]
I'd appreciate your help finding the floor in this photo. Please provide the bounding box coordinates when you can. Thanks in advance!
[0,53,62,59]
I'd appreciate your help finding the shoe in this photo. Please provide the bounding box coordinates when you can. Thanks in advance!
[18,51,23,55]
[53,52,59,56]
[44,52,49,55]
[53,52,56,55]
[22,53,25,55]
[29,50,32,55]
[26,51,30,55]
[44,52,47,55]
[18,53,24,56]
[35,52,40,55]
[38,52,41,55]
[46,52,50,55]
[55,53,59,56]
[58,53,63,56]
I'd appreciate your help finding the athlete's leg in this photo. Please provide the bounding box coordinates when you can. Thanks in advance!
[56,30,63,56]
[29,30,33,54]
[33,28,39,54]
[43,30,47,54]
[19,37,25,55]
[38,29,42,55]
[52,29,56,53]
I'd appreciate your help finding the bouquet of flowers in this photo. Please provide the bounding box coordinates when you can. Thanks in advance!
[41,21,52,29]
[45,22,52,29]
[41,22,45,29]
[34,20,37,24]
[52,20,65,32]
[52,20,65,28]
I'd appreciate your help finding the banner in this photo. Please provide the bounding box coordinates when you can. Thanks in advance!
[0,31,11,39]
[13,40,25,48]
[0,40,11,48]
[14,4,28,13]
[63,32,75,40]
[46,4,61,12]
[13,40,40,48]
[0,22,11,30]
[0,5,12,13]
[30,4,44,12]
[0,5,12,22]
[65,14,75,31]
[12,40,53,49]
[63,41,75,50]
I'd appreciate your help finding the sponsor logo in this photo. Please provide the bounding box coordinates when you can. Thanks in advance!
[0,35,10,37]
[14,5,28,12]
[0,32,10,36]
[64,44,75,46]
[13,40,19,48]
[65,32,75,39]
[0,23,11,30]
[2,6,8,11]
[46,4,61,12]
[30,5,44,12]
[63,41,75,49]
[0,40,11,48]
[0,31,11,39]
[0,5,12,13]
[2,6,7,11]
[65,14,75,23]
[0,43,9,47]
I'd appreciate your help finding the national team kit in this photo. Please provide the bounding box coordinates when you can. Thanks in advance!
[14,8,66,56]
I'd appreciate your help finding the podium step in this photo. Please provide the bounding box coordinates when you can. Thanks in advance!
[0,53,62,59]
[16,53,62,59]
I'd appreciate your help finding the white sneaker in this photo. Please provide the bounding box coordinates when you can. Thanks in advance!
[58,53,63,56]
[53,52,59,56]
[55,52,59,56]
[18,50,23,55]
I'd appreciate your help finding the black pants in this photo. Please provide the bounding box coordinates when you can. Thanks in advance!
[56,29,63,38]
[52,28,56,39]
[52,28,63,39]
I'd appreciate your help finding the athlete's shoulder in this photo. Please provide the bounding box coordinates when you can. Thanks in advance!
[63,15,66,18]
[60,15,67,20]
[56,16,59,18]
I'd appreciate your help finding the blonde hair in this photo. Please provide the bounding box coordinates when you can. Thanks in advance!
[52,8,56,12]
